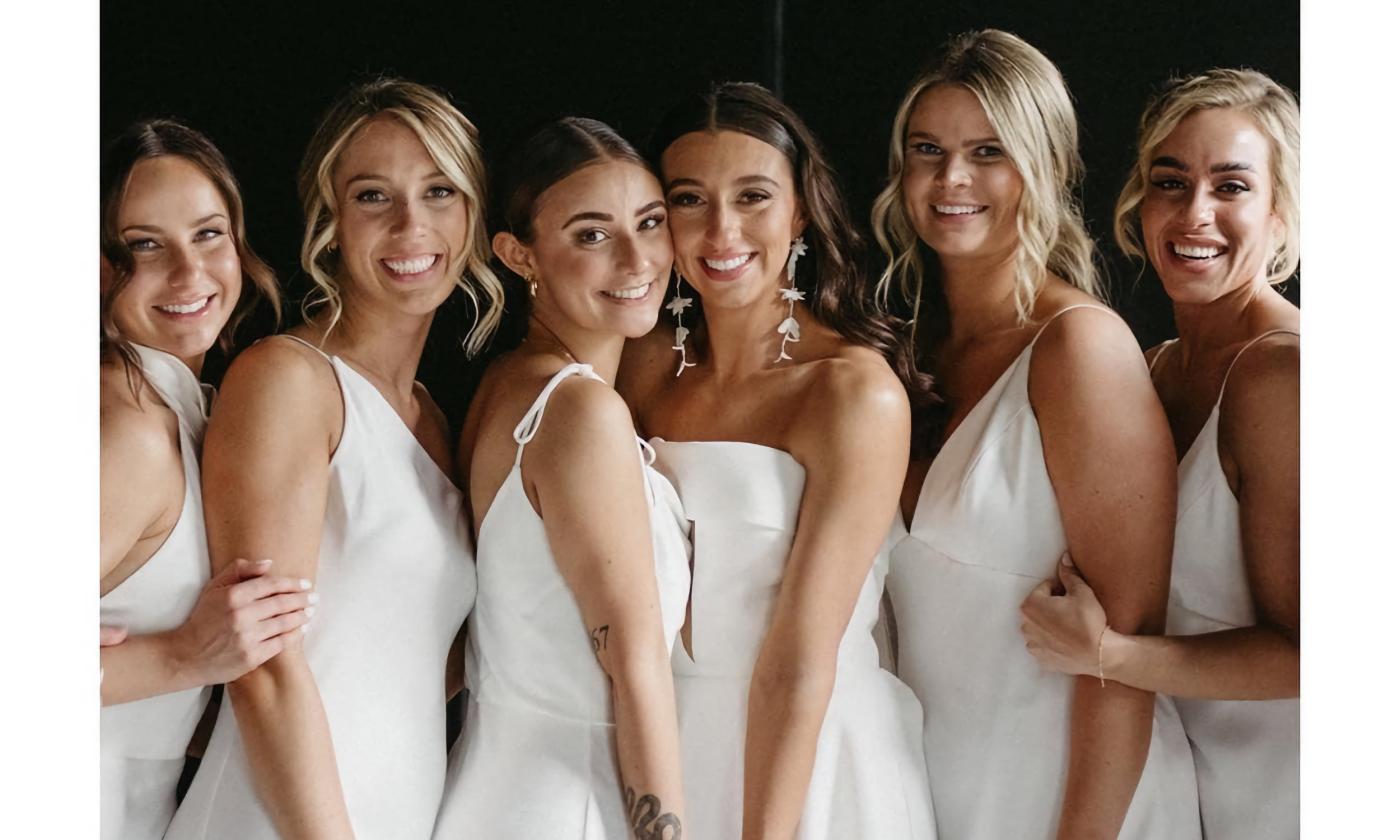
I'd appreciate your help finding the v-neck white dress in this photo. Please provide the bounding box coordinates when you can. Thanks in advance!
[887,305,1201,840]
[101,344,214,840]
[651,439,938,840]
[1157,330,1300,840]
[167,335,474,840]
[432,363,691,839]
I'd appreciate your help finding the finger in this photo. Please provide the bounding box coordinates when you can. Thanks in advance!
[99,625,127,646]
[245,591,318,623]
[1057,560,1086,592]
[255,608,313,642]
[208,558,272,588]
[226,573,314,608]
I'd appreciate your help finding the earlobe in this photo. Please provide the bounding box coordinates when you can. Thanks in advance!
[491,231,534,280]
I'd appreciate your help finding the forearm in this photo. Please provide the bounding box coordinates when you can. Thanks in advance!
[611,651,686,837]
[1055,677,1154,840]
[1103,624,1299,700]
[100,629,204,706]
[741,661,836,840]
[228,658,354,839]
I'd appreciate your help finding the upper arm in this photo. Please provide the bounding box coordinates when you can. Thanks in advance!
[528,380,666,664]
[1032,311,1177,633]
[201,340,341,583]
[1220,337,1300,640]
[99,402,178,580]
[767,363,912,668]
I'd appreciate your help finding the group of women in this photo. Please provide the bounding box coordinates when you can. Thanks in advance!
[98,28,1300,840]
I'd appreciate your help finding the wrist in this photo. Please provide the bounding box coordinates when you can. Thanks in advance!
[1098,626,1132,684]
[160,625,203,689]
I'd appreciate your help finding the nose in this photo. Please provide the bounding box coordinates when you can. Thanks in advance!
[704,202,740,247]
[391,196,428,236]
[1181,184,1216,227]
[935,153,972,189]
[166,243,201,290]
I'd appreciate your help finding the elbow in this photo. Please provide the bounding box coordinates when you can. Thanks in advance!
[750,644,838,701]
[598,631,673,695]
[225,648,307,710]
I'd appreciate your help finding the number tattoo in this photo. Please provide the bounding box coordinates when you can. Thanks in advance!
[590,624,609,654]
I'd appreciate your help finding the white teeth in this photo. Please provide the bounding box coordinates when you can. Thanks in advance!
[1173,244,1223,259]
[156,296,211,314]
[703,254,752,271]
[383,255,437,274]
[935,204,984,215]
[602,282,651,300]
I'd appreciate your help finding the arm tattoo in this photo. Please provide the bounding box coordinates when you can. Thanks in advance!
[623,786,682,839]
[590,624,610,654]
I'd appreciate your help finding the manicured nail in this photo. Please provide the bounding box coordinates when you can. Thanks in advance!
[307,592,320,605]
[305,605,317,618]
[301,624,310,634]
[1060,553,1071,566]
[254,558,273,566]
[299,579,312,590]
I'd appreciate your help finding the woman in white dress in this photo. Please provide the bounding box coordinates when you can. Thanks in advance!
[432,117,689,839]
[99,119,312,840]
[1019,69,1300,840]
[872,30,1201,839]
[166,79,503,839]
[619,81,938,840]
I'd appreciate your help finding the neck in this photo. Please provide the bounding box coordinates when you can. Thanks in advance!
[698,283,793,380]
[527,310,625,384]
[312,293,433,399]
[938,247,1022,343]
[1171,277,1274,364]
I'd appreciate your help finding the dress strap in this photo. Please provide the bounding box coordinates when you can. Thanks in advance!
[1028,303,1117,346]
[1147,338,1179,374]
[129,343,212,445]
[512,363,605,467]
[270,332,334,362]
[1217,328,1300,402]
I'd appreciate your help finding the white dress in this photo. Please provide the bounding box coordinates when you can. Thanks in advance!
[651,439,938,840]
[167,335,474,839]
[101,344,214,840]
[887,305,1202,840]
[432,363,691,839]
[1158,330,1300,840]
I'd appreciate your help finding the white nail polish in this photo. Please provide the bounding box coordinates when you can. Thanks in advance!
[307,592,320,605]
[299,579,312,591]
[305,605,317,618]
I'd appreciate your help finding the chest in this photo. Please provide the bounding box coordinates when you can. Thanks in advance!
[642,372,805,449]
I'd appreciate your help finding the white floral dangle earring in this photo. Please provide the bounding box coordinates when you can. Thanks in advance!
[775,236,807,362]
[665,268,697,377]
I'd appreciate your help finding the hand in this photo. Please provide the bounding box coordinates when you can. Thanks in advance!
[1019,554,1108,677]
[170,558,316,685]
[100,625,127,646]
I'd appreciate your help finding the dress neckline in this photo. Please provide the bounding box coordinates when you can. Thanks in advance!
[648,437,806,474]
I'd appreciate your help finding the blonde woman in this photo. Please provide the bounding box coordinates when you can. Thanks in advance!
[100,119,308,840]
[874,31,1200,839]
[1020,69,1300,840]
[167,79,503,839]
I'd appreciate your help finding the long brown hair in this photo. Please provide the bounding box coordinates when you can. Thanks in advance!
[649,81,933,406]
[100,119,281,383]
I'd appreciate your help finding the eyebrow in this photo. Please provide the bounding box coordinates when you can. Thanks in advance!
[635,200,665,216]
[121,213,227,235]
[562,211,613,228]
[665,174,781,190]
[1150,156,1256,175]
[344,170,447,187]
[906,131,1000,147]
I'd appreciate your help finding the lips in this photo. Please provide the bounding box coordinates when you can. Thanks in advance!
[600,280,654,301]
[1171,242,1226,260]
[153,294,215,316]
[698,252,756,281]
[381,254,440,278]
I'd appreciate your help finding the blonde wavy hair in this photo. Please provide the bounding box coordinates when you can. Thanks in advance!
[1114,68,1300,286]
[296,78,503,356]
[872,29,1100,324]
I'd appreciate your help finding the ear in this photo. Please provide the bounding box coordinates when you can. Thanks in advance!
[491,231,535,281]
[790,200,808,242]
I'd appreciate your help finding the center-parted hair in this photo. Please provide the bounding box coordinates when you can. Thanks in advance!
[649,81,931,404]
[296,77,503,356]
[872,29,1100,325]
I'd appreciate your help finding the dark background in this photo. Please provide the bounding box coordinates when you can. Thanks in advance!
[102,0,1299,429]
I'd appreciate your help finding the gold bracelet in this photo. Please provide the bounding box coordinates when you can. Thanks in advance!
[1096,625,1108,688]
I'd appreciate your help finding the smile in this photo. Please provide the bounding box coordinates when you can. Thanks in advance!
[702,253,755,272]
[1172,243,1226,260]
[933,204,987,216]
[154,294,214,315]
[382,254,440,276]
[600,280,653,301]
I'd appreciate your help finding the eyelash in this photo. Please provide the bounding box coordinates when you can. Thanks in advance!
[354,185,456,204]
[909,143,1003,159]
[125,228,226,253]
[1149,178,1250,195]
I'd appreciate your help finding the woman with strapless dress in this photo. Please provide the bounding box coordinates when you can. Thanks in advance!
[432,116,689,839]
[872,30,1201,839]
[98,119,311,840]
[1020,69,1301,839]
[166,79,503,839]
[618,81,938,840]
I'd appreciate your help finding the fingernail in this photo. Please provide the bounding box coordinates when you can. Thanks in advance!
[301,624,311,634]
[299,579,312,590]
[305,605,317,618]
[307,592,320,606]
[1060,553,1071,566]
[254,558,273,566]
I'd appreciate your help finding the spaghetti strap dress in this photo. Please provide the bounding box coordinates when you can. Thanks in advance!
[886,305,1202,840]
[101,344,214,840]
[1157,329,1300,839]
[167,334,474,839]
[432,363,691,839]
[649,438,938,840]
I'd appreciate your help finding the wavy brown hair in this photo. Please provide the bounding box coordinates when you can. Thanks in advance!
[649,81,933,407]
[100,119,280,385]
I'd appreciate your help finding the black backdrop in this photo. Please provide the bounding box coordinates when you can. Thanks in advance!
[101,0,1300,430]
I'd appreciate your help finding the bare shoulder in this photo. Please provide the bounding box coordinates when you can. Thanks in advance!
[1031,301,1144,383]
[617,322,680,406]
[525,373,637,472]
[1222,332,1300,430]
[796,348,910,445]
[216,337,340,423]
[100,362,179,473]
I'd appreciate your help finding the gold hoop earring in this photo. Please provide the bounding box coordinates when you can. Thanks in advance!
[526,274,538,298]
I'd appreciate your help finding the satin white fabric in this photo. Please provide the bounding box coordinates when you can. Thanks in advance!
[887,306,1202,840]
[101,344,213,840]
[1160,330,1300,840]
[168,336,474,839]
[432,363,690,839]
[651,439,938,840]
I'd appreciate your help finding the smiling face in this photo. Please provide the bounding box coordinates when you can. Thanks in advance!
[1139,107,1282,305]
[105,155,241,369]
[660,130,804,312]
[900,84,1024,270]
[516,159,671,338]
[332,115,467,319]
